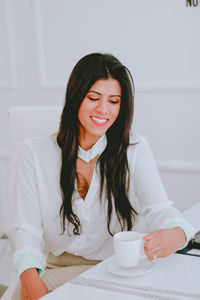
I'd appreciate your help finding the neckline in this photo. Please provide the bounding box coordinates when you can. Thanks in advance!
[78,134,107,163]
[74,161,98,203]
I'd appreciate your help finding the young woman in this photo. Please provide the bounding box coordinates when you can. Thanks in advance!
[12,53,194,299]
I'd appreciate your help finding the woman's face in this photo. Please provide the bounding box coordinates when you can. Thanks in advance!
[78,78,121,148]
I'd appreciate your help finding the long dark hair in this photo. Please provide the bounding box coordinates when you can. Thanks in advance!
[57,53,137,236]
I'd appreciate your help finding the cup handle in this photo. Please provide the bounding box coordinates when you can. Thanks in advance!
[141,240,157,262]
[140,240,147,261]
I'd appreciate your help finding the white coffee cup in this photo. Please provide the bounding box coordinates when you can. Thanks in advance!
[114,231,146,268]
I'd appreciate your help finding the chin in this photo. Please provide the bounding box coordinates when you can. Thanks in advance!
[90,129,107,139]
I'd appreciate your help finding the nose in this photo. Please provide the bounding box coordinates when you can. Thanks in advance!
[96,99,108,114]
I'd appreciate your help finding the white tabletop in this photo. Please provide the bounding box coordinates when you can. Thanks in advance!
[41,202,200,300]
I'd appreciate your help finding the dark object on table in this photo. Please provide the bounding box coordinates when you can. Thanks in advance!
[176,230,200,257]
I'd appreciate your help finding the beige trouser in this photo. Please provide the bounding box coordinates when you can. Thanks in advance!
[11,252,101,299]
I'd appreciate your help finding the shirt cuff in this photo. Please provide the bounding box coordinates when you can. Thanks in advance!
[161,217,195,249]
[13,247,46,277]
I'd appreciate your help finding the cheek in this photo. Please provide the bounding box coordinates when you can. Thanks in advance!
[78,109,86,126]
[79,100,95,115]
[78,102,88,120]
[112,105,120,120]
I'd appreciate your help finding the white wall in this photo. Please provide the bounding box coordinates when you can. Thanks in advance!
[0,0,200,232]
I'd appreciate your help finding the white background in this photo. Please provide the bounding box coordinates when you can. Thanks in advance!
[0,0,200,232]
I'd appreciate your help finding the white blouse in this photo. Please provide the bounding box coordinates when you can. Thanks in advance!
[12,132,194,277]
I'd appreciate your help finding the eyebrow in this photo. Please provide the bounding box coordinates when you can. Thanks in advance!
[88,90,121,98]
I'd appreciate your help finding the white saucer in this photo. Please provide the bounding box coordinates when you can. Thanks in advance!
[107,258,155,277]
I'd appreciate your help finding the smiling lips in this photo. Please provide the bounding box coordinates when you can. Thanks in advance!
[90,116,108,126]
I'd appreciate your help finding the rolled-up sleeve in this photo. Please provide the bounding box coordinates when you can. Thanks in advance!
[12,140,46,276]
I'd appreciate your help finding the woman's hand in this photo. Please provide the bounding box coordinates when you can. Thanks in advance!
[20,268,49,300]
[143,227,186,260]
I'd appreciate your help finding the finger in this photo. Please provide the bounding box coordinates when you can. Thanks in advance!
[143,230,161,241]
[143,234,153,241]
[145,246,161,260]
[144,238,161,249]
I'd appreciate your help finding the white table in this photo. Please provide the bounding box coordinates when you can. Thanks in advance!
[41,203,200,300]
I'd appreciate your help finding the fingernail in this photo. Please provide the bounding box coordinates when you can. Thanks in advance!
[143,235,151,241]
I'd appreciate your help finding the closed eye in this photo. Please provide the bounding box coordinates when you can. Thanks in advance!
[88,97,99,101]
[109,100,119,104]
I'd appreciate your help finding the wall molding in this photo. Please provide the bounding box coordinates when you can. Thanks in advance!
[0,152,200,173]
[157,160,200,173]
[0,0,16,90]
[33,0,200,92]
[34,0,47,88]
[34,0,65,89]
[34,0,60,89]
[135,82,200,93]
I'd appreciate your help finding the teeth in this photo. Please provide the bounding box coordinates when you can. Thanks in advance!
[91,117,107,123]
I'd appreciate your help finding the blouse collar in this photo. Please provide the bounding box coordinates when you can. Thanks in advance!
[78,134,107,163]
